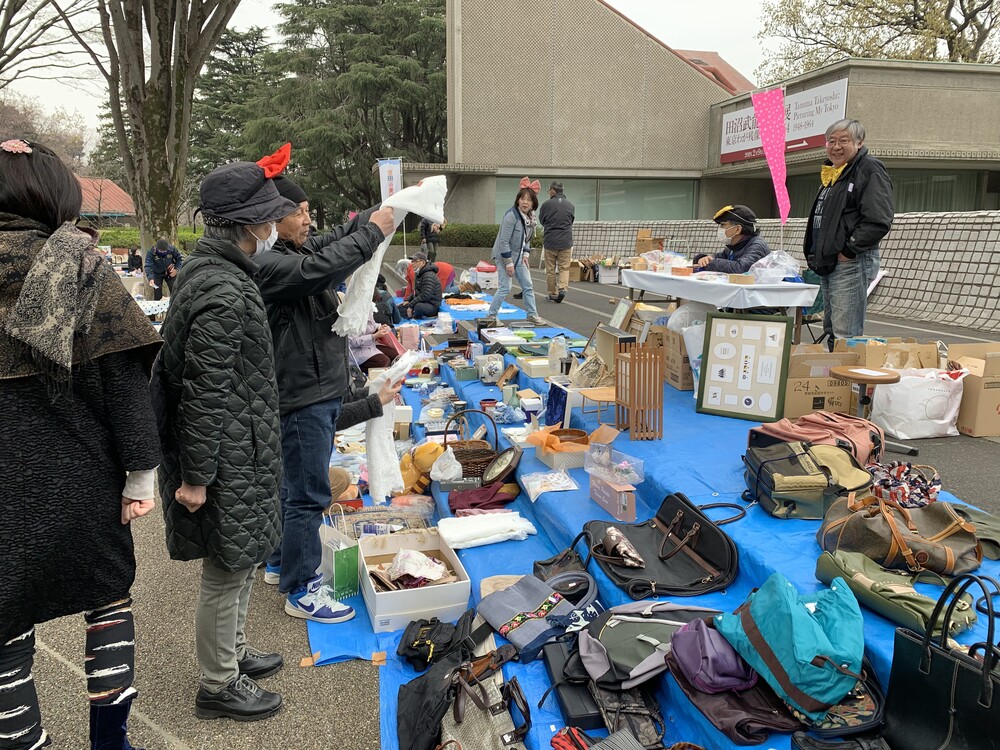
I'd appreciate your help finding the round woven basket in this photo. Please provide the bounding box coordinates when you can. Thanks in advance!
[444,409,500,479]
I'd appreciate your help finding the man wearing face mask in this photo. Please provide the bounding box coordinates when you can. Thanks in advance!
[153,159,299,721]
[145,238,184,300]
[694,205,771,273]
[251,144,397,624]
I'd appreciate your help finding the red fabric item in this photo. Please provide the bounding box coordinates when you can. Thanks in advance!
[256,142,291,178]
[448,480,517,514]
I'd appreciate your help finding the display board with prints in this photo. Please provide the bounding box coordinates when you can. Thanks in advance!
[696,312,793,422]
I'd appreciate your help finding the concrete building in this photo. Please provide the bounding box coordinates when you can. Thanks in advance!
[406,0,1000,224]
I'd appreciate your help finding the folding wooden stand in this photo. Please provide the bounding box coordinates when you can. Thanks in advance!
[614,342,664,440]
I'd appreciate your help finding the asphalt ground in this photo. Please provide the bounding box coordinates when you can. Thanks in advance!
[31,266,998,749]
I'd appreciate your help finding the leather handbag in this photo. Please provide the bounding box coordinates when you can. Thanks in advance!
[666,650,804,745]
[584,492,740,599]
[815,550,977,637]
[818,496,983,576]
[533,531,591,581]
[440,671,530,750]
[883,573,1000,750]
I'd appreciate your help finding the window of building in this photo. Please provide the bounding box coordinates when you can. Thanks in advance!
[494,177,696,222]
[597,179,697,221]
[788,169,980,218]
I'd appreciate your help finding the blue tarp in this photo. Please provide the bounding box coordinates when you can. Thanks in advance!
[395,294,527,321]
[306,325,1000,750]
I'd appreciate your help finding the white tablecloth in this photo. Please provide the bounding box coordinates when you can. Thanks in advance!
[137,299,170,317]
[620,269,819,309]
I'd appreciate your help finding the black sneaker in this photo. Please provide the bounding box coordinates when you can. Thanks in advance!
[195,674,282,722]
[513,291,523,299]
[555,290,566,303]
[238,646,284,680]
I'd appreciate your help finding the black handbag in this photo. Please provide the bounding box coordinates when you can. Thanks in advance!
[534,531,591,581]
[882,573,1000,750]
[584,493,740,599]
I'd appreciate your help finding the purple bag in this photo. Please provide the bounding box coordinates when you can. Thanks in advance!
[670,617,757,694]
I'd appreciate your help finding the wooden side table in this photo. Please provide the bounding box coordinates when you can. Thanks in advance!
[579,387,616,425]
[829,366,918,456]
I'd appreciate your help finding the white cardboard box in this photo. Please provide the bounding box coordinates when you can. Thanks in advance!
[596,266,620,285]
[358,529,471,633]
[478,271,499,290]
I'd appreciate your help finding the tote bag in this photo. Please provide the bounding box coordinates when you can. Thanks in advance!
[319,505,359,600]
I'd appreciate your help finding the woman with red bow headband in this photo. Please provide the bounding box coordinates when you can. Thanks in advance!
[486,178,544,325]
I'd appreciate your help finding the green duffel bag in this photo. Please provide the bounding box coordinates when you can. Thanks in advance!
[743,441,873,520]
[815,550,977,637]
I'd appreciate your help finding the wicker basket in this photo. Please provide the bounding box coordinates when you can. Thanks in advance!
[444,409,500,479]
[552,428,589,445]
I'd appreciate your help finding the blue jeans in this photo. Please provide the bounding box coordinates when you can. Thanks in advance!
[489,255,537,317]
[268,397,341,593]
[821,249,879,347]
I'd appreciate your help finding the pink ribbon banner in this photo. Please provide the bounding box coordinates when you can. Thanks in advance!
[751,88,791,223]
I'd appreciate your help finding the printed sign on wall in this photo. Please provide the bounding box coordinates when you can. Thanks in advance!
[697,312,793,422]
[720,79,848,164]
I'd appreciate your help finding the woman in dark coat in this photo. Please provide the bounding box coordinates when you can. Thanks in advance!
[0,139,162,750]
[151,161,296,722]
[402,251,442,318]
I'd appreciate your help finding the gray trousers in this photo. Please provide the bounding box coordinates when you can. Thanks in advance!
[196,559,255,693]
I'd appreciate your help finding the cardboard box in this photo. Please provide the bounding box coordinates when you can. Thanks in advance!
[537,425,620,471]
[649,326,694,391]
[589,474,637,522]
[783,346,859,419]
[395,405,414,424]
[596,265,620,285]
[951,343,1000,437]
[728,273,755,285]
[393,423,410,440]
[594,325,637,370]
[567,260,583,282]
[628,256,648,271]
[635,229,667,254]
[833,338,940,369]
[517,357,551,378]
[358,529,471,633]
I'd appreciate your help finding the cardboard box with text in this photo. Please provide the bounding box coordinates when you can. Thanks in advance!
[783,346,858,419]
[951,343,1000,437]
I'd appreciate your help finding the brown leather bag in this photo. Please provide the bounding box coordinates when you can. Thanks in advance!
[817,496,982,576]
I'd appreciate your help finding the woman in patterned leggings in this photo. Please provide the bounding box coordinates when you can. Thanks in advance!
[0,138,162,749]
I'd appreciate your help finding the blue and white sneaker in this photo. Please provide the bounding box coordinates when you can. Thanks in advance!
[284,577,355,624]
[263,564,280,585]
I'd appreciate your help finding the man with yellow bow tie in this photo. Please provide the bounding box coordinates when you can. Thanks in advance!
[803,119,893,349]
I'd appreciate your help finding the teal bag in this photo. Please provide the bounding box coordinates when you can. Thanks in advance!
[715,573,865,723]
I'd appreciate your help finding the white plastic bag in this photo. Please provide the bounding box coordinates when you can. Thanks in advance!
[366,349,423,503]
[667,301,715,332]
[869,368,968,439]
[548,335,569,376]
[430,447,462,482]
[333,176,447,337]
[749,250,800,284]
[681,322,707,396]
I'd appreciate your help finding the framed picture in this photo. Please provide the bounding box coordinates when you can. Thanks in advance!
[608,299,636,331]
[696,312,793,422]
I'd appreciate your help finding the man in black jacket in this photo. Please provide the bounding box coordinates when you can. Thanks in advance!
[402,251,442,318]
[144,238,183,300]
[803,119,893,348]
[539,181,575,302]
[254,172,396,624]
[155,161,297,721]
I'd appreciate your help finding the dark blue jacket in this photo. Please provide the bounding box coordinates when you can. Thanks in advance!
[145,244,183,281]
[696,234,771,274]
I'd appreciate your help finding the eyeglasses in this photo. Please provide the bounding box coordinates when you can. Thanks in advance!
[826,138,856,147]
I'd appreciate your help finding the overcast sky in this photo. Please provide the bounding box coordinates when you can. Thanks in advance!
[10,0,771,136]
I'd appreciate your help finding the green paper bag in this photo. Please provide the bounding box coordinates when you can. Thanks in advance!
[320,508,359,601]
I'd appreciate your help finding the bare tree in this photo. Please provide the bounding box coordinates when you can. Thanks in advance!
[54,1,242,247]
[758,0,1000,82]
[0,0,96,88]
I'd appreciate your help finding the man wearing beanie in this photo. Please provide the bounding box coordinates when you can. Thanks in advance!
[693,204,771,273]
[252,145,396,625]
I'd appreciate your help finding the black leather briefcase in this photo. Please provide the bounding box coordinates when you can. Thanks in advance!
[584,492,740,600]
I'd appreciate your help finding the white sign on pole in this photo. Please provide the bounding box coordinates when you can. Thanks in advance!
[720,79,849,164]
[377,158,402,202]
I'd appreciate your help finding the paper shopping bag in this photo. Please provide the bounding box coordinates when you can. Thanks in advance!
[319,505,359,600]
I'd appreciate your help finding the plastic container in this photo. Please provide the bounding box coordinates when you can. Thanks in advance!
[584,446,645,485]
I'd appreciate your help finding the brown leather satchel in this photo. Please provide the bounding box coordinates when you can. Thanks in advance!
[817,496,982,576]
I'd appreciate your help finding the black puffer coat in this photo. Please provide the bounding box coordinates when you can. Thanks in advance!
[408,262,443,308]
[152,238,282,572]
